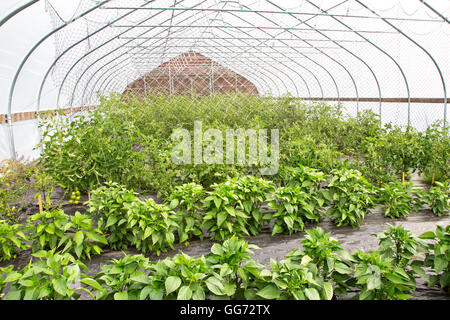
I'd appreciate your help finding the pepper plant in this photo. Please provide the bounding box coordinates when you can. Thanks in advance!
[326,169,375,228]
[87,182,138,249]
[0,220,29,261]
[351,250,416,300]
[423,181,449,216]
[233,176,275,235]
[1,250,89,300]
[27,210,107,259]
[266,186,324,235]
[165,183,205,244]
[373,224,427,268]
[285,227,354,297]
[258,257,333,300]
[204,236,265,299]
[58,211,108,259]
[416,224,450,291]
[279,164,327,193]
[376,182,415,219]
[148,253,212,300]
[125,199,177,255]
[202,181,250,241]
[83,254,152,300]
[27,209,69,252]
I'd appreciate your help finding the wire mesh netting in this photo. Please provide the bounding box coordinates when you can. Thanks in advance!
[0,0,449,160]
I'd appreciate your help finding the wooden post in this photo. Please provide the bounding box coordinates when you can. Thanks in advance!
[432,172,436,185]
[38,194,43,213]
[402,172,405,183]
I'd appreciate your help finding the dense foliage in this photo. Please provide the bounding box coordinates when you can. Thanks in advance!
[35,94,449,197]
[0,220,28,261]
[2,224,448,300]
[0,93,448,301]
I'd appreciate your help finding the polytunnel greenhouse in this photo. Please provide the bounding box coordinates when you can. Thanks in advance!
[0,0,449,304]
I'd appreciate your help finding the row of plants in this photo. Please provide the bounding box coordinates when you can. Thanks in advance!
[35,93,449,199]
[0,209,107,262]
[1,166,448,263]
[1,224,448,300]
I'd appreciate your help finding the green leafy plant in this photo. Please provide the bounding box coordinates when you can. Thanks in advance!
[257,256,333,300]
[0,159,38,223]
[0,220,29,261]
[204,236,265,299]
[125,199,177,255]
[148,253,212,300]
[418,123,449,184]
[165,183,205,244]
[417,224,450,291]
[326,169,374,228]
[1,250,89,300]
[374,224,427,268]
[27,210,107,259]
[59,212,107,259]
[36,109,154,193]
[286,227,354,297]
[87,182,138,249]
[423,181,449,216]
[376,182,415,219]
[232,176,275,235]
[351,250,416,300]
[83,254,152,300]
[382,126,424,180]
[202,181,250,241]
[278,164,327,192]
[266,186,323,235]
[27,209,68,252]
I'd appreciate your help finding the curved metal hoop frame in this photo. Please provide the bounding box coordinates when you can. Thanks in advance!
[2,0,449,159]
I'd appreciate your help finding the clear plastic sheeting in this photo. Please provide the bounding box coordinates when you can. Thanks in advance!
[0,0,449,160]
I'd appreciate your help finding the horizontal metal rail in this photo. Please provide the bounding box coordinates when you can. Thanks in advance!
[2,97,446,124]
[100,6,444,22]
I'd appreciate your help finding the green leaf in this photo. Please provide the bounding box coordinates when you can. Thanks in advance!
[323,282,333,300]
[165,276,182,295]
[81,278,104,291]
[205,277,225,296]
[256,284,281,300]
[210,243,223,255]
[434,255,448,273]
[52,278,67,296]
[304,288,321,300]
[419,231,436,240]
[86,231,108,244]
[143,227,152,240]
[411,265,429,282]
[217,211,227,227]
[169,199,179,209]
[334,262,352,274]
[106,215,119,228]
[74,231,84,246]
[367,275,381,290]
[192,287,206,300]
[114,291,128,300]
[177,285,192,300]
[213,197,222,209]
